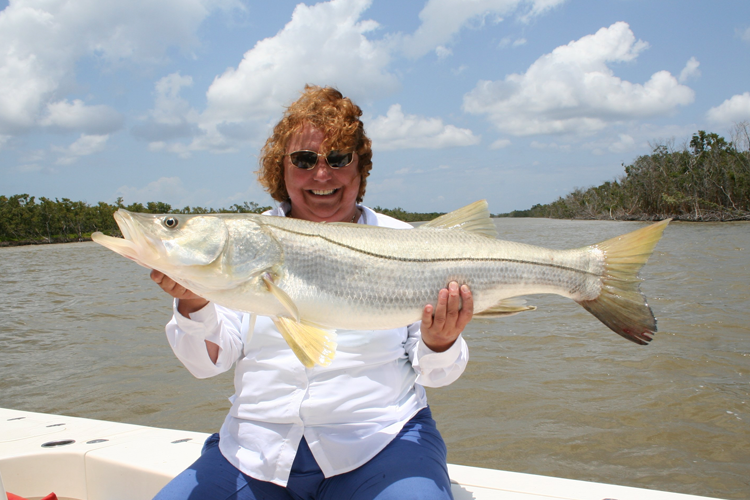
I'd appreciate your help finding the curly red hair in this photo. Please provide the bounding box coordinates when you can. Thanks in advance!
[257,85,373,203]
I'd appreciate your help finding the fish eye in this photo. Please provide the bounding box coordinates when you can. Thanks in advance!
[163,217,179,229]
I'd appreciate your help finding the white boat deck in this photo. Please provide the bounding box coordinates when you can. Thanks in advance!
[0,408,723,500]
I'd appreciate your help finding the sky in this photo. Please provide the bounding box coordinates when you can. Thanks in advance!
[1,0,749,214]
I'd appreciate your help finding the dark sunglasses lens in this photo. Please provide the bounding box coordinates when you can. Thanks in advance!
[326,151,353,168]
[290,151,318,169]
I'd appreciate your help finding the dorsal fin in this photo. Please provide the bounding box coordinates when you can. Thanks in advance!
[420,200,497,238]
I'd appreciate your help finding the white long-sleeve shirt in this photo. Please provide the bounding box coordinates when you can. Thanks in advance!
[165,204,469,486]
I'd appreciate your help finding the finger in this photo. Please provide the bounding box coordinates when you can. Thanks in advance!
[174,283,196,300]
[456,285,474,329]
[150,269,164,284]
[161,277,177,293]
[172,283,186,297]
[158,275,183,298]
[445,282,461,325]
[432,288,449,329]
[421,304,434,329]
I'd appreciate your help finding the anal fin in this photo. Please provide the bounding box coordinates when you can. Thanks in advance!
[475,298,537,318]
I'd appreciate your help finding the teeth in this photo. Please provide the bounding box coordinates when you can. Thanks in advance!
[312,189,336,195]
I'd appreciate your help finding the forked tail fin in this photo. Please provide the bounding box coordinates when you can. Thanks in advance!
[578,219,671,345]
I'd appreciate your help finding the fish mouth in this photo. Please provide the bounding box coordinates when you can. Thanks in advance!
[91,210,158,268]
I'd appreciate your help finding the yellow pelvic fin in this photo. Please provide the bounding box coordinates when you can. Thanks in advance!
[578,219,671,345]
[420,200,497,239]
[272,317,338,368]
[475,298,537,318]
[263,274,300,322]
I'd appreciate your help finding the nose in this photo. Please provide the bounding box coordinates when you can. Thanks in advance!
[312,156,332,181]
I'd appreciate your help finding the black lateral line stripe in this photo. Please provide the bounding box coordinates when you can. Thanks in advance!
[272,225,597,276]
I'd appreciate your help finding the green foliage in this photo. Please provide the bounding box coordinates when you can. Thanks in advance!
[0,193,443,245]
[0,196,272,245]
[518,124,750,221]
[370,206,445,222]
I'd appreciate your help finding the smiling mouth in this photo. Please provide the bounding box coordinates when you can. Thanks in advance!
[310,188,338,196]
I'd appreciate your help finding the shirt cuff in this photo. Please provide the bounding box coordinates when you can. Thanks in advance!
[172,299,221,344]
[416,334,465,371]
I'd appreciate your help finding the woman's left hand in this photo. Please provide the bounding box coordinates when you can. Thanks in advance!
[420,282,473,352]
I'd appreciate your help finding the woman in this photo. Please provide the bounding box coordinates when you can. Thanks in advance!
[151,85,473,500]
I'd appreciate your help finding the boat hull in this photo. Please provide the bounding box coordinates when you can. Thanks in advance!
[0,408,724,500]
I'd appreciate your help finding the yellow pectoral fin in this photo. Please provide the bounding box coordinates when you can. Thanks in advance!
[262,274,300,322]
[475,298,537,318]
[273,317,338,368]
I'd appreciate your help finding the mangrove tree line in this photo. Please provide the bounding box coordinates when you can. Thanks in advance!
[0,197,272,245]
[0,195,452,246]
[509,124,750,221]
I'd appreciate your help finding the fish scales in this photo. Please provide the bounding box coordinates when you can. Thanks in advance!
[263,217,603,331]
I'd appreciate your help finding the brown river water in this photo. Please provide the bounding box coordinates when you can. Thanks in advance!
[0,218,748,499]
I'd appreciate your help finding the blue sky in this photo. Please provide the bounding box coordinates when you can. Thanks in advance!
[1,0,749,213]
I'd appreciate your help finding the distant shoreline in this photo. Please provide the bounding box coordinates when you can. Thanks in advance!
[1,237,93,248]
[3,214,748,248]
[493,212,750,222]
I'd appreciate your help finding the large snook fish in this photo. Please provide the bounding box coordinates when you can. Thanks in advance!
[92,201,669,368]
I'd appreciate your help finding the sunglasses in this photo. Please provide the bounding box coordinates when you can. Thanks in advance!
[286,150,354,170]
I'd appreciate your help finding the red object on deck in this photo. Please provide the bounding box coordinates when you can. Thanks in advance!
[7,492,58,500]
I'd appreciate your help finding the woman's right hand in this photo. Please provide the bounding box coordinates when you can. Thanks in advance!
[150,270,209,315]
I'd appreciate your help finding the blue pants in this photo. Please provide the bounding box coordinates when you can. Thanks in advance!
[153,407,453,500]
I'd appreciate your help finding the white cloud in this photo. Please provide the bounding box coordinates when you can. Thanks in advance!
[530,140,570,152]
[490,138,511,149]
[402,0,565,58]
[498,36,512,48]
[147,141,196,160]
[738,26,750,43]
[53,133,109,164]
[40,99,123,134]
[452,65,468,76]
[367,104,480,150]
[202,0,397,126]
[151,73,196,125]
[608,133,636,153]
[0,0,240,135]
[463,22,695,136]
[115,177,189,205]
[16,163,45,173]
[706,92,750,125]
[132,72,200,143]
[498,37,527,49]
[435,46,453,59]
[678,57,700,83]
